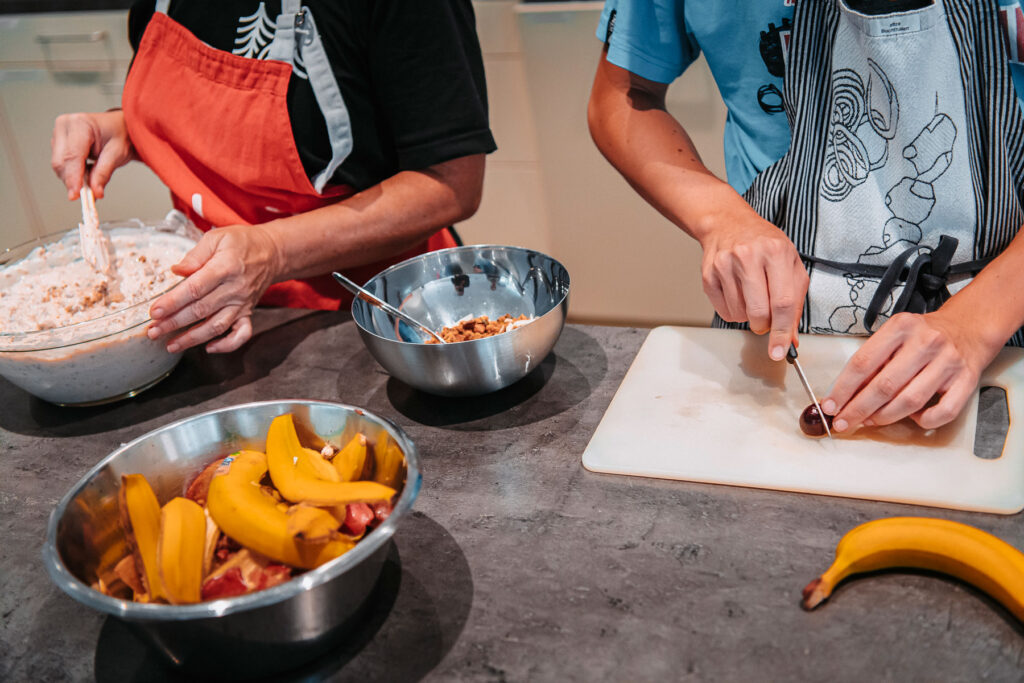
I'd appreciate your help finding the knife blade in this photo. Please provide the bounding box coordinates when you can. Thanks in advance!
[786,343,833,439]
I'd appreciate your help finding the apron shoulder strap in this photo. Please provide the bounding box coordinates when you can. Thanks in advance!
[268,2,353,193]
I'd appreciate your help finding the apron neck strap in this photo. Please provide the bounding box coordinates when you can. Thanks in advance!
[154,0,170,14]
[268,3,353,193]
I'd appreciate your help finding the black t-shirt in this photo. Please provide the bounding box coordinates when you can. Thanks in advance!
[127,1,497,192]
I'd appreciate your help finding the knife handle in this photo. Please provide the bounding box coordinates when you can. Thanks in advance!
[786,343,798,364]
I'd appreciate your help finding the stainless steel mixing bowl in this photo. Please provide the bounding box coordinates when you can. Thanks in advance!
[351,245,570,396]
[43,400,421,679]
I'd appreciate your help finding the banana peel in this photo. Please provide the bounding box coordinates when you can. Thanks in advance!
[118,473,166,602]
[157,497,206,604]
[332,434,368,482]
[267,414,396,506]
[286,503,342,544]
[802,516,1024,623]
[207,449,354,569]
[372,432,405,489]
[298,447,341,483]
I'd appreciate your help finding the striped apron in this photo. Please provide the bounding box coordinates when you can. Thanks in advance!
[718,0,1024,345]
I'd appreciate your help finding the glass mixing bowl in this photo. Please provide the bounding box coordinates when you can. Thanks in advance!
[0,212,199,406]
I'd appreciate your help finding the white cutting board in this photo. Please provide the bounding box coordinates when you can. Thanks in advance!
[582,327,1024,514]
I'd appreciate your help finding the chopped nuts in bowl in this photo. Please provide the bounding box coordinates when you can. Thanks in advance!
[351,245,570,396]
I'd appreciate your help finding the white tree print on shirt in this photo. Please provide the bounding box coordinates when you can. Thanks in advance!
[232,2,309,79]
[234,3,275,59]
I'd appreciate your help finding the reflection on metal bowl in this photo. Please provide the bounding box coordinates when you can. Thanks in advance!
[351,244,570,397]
[43,400,421,679]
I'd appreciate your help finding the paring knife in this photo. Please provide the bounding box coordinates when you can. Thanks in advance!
[786,342,833,439]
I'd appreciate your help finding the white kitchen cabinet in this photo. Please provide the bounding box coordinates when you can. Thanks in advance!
[0,11,172,251]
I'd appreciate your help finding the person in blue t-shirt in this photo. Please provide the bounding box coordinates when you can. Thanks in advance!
[589,0,1024,433]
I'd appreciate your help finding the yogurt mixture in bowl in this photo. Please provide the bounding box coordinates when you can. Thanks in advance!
[0,213,199,406]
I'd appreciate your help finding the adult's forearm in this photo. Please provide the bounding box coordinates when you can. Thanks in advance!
[262,153,485,282]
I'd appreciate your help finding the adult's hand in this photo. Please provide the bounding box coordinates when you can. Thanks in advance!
[821,310,995,432]
[147,225,283,354]
[146,153,484,355]
[697,211,809,361]
[51,110,136,200]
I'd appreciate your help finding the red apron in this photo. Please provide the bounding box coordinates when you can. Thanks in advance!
[121,9,456,310]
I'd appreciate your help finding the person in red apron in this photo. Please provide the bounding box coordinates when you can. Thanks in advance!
[51,0,496,353]
[589,0,1024,432]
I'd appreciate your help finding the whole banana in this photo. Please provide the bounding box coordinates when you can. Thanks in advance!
[802,516,1024,622]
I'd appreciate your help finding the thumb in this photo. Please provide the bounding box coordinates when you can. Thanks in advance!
[172,233,219,277]
[88,142,128,199]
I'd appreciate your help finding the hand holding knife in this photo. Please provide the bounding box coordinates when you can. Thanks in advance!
[786,343,833,439]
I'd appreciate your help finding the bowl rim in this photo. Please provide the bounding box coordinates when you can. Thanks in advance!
[0,219,197,351]
[350,243,571,345]
[42,399,422,621]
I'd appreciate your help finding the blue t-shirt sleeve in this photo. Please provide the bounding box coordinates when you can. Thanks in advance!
[595,0,699,84]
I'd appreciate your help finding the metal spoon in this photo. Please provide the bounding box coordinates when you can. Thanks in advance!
[332,271,446,344]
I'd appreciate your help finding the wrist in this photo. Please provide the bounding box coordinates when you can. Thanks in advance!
[930,295,1005,368]
[252,222,288,286]
[689,191,771,249]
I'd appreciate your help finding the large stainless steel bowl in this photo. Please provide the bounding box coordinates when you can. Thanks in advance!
[43,400,421,679]
[351,245,570,396]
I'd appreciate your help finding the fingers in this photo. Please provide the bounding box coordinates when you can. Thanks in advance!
[205,316,253,354]
[702,258,746,324]
[89,139,131,199]
[866,361,952,426]
[146,228,270,354]
[823,313,981,432]
[913,375,975,430]
[736,254,771,335]
[151,238,222,324]
[51,114,95,200]
[164,306,249,353]
[51,110,132,200]
[830,344,933,431]
[765,249,806,361]
[702,233,806,361]
[169,237,220,279]
[821,323,904,423]
[149,274,230,341]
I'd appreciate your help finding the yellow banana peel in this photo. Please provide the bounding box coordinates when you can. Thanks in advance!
[333,434,368,482]
[267,414,397,506]
[157,497,206,604]
[298,447,341,482]
[373,432,405,489]
[286,503,342,544]
[802,516,1024,622]
[207,449,354,569]
[118,473,166,602]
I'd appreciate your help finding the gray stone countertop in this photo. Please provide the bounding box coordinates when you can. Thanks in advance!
[1,308,1022,682]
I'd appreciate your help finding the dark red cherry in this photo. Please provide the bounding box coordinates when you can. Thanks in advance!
[799,403,833,438]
